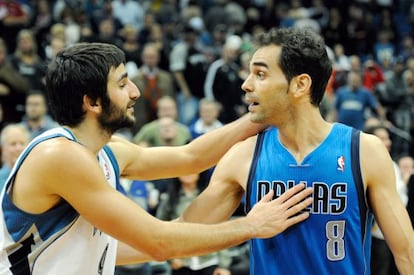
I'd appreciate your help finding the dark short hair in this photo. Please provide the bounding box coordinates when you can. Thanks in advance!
[254,27,332,106]
[45,42,125,126]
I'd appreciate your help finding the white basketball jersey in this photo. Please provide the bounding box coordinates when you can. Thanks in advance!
[0,127,120,275]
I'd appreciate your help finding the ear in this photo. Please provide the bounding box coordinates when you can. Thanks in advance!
[82,95,102,114]
[290,74,312,98]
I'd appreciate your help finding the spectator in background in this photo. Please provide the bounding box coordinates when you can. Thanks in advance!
[380,57,413,157]
[169,23,208,125]
[131,43,175,134]
[19,90,58,140]
[0,37,29,123]
[87,0,122,36]
[373,30,396,69]
[322,7,347,49]
[86,18,123,48]
[137,11,156,46]
[111,0,145,31]
[9,29,46,92]
[41,22,66,58]
[331,71,386,130]
[145,21,172,72]
[119,24,141,69]
[0,0,31,53]
[329,43,351,93]
[156,117,191,147]
[189,98,223,140]
[204,36,246,123]
[156,172,231,275]
[30,0,54,56]
[362,58,385,93]
[400,35,414,61]
[398,153,414,187]
[43,35,66,63]
[0,123,30,189]
[133,96,191,147]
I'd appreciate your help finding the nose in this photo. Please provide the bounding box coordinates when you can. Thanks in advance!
[129,79,141,100]
[241,75,252,93]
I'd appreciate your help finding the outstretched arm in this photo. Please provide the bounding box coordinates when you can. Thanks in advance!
[111,114,267,180]
[362,133,414,275]
[116,184,313,264]
[21,138,312,264]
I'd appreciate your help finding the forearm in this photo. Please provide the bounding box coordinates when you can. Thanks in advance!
[186,114,263,170]
[395,246,414,275]
[119,217,255,264]
[117,242,153,265]
[160,219,253,259]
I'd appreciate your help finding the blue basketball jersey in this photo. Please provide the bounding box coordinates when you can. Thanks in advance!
[0,127,123,275]
[245,123,373,275]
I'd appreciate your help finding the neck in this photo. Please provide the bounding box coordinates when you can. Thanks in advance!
[276,109,332,163]
[65,121,112,155]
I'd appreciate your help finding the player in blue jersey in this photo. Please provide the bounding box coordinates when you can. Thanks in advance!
[179,27,414,275]
[0,42,313,275]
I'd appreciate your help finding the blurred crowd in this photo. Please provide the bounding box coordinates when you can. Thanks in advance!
[1,0,414,274]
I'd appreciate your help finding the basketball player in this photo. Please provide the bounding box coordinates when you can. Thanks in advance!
[0,42,313,274]
[180,27,414,274]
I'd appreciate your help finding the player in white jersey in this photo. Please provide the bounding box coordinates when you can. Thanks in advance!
[0,42,313,274]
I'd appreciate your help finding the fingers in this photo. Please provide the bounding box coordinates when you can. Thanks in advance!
[284,210,310,228]
[285,196,313,218]
[259,189,274,203]
[276,183,307,203]
[280,185,313,210]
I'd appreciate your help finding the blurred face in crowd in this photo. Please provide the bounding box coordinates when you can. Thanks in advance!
[398,156,414,177]
[25,93,47,122]
[158,117,177,144]
[199,101,220,126]
[1,125,30,167]
[17,31,36,54]
[347,71,362,91]
[142,45,159,69]
[157,97,177,120]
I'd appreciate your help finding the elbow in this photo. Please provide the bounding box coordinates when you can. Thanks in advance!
[145,239,176,262]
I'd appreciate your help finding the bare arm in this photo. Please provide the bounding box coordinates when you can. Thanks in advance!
[111,114,265,180]
[361,133,414,274]
[14,138,313,264]
[180,136,313,231]
[180,137,257,224]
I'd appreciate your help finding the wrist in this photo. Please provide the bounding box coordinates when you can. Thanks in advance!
[238,216,257,239]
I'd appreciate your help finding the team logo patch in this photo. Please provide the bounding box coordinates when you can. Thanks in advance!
[337,156,345,172]
[103,163,111,180]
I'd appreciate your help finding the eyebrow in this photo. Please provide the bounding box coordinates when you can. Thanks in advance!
[117,72,128,82]
[252,61,269,69]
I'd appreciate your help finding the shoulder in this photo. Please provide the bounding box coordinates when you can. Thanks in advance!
[359,132,394,185]
[219,135,257,165]
[360,131,384,153]
[213,135,258,188]
[31,137,96,168]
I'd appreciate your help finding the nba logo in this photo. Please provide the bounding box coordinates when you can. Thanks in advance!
[337,156,345,172]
